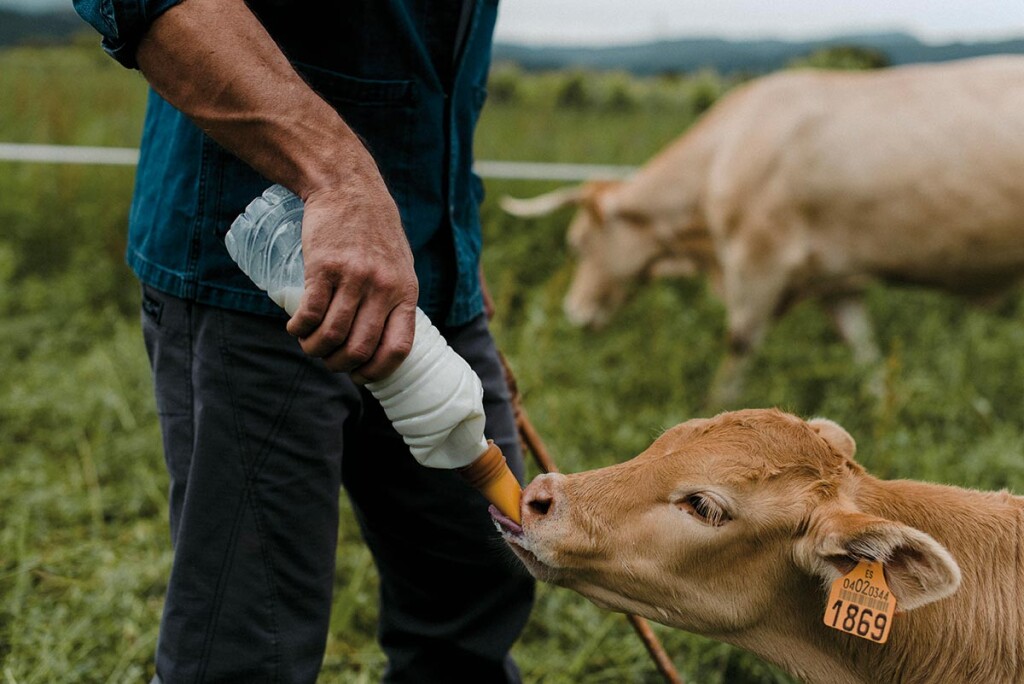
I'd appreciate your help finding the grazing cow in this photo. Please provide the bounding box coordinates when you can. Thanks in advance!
[492,409,1023,684]
[501,56,1024,405]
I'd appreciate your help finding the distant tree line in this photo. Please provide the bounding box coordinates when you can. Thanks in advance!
[491,32,1024,76]
[486,64,733,116]
[487,45,890,114]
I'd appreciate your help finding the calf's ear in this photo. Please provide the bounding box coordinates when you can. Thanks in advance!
[808,417,856,459]
[794,508,961,611]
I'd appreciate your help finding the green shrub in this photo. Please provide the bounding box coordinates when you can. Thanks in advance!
[555,70,592,109]
[487,62,522,104]
[789,45,891,71]
[688,69,723,115]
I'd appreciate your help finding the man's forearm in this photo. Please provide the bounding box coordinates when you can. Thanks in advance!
[134,0,419,381]
[136,0,372,200]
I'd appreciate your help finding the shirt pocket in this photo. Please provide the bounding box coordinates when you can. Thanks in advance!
[204,64,418,239]
[292,62,418,213]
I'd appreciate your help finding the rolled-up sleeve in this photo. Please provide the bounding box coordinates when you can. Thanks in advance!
[73,0,185,69]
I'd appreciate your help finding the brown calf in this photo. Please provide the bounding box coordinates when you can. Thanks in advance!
[494,409,1023,683]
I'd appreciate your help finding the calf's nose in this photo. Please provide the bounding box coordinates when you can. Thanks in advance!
[522,473,565,524]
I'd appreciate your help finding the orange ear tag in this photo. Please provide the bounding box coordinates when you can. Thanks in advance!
[823,560,897,644]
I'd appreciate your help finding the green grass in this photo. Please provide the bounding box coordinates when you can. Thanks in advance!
[2,44,1024,683]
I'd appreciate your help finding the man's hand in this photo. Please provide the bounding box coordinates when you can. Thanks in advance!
[136,0,418,380]
[287,165,418,382]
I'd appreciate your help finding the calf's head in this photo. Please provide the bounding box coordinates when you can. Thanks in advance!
[500,182,709,329]
[495,409,960,638]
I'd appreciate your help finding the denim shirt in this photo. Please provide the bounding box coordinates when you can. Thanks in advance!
[73,0,496,326]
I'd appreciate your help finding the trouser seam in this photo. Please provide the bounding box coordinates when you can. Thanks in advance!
[188,304,256,682]
[192,311,308,684]
[192,485,257,683]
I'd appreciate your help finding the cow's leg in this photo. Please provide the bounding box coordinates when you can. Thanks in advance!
[825,295,886,399]
[708,248,791,409]
[826,296,880,365]
[708,349,755,410]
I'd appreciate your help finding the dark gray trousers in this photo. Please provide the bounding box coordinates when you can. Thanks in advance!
[141,286,534,683]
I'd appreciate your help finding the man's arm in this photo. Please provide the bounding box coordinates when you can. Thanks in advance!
[135,0,418,381]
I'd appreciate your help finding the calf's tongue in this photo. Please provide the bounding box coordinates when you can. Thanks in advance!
[489,504,523,535]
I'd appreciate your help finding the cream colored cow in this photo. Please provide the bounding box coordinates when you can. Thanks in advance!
[502,56,1024,405]
[492,408,1024,684]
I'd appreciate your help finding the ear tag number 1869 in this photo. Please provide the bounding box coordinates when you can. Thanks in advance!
[823,560,896,644]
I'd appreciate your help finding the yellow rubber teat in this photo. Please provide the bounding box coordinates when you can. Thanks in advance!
[457,441,522,524]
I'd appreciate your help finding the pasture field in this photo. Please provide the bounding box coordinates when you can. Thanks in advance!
[2,44,1024,683]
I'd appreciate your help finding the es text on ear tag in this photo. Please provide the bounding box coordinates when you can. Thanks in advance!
[823,560,896,644]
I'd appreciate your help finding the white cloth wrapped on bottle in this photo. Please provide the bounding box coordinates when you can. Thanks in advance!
[226,184,489,470]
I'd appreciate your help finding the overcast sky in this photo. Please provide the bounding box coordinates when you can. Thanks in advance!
[5,0,1024,45]
[494,0,1024,45]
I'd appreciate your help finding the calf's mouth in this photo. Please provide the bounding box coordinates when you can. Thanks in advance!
[489,504,562,581]
[489,504,523,536]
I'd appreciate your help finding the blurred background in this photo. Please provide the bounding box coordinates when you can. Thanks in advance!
[1,1,1023,682]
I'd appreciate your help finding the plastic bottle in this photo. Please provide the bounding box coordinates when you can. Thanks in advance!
[225,184,306,315]
[226,184,522,523]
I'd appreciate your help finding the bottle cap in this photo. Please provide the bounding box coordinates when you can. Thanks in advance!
[458,441,522,524]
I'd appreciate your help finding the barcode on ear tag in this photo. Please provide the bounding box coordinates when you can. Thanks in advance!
[823,560,896,644]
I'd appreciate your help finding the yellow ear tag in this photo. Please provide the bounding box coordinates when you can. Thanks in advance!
[823,560,897,644]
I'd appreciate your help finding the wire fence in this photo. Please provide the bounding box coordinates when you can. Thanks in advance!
[0,143,636,181]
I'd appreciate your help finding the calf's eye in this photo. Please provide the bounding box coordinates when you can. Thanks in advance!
[677,493,730,527]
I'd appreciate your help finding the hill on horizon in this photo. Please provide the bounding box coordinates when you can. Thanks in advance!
[0,8,86,48]
[2,9,1022,75]
[493,31,1024,75]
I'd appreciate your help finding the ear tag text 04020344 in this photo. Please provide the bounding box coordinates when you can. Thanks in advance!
[823,560,897,644]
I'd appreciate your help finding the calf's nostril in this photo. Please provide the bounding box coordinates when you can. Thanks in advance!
[522,473,563,520]
[528,496,552,516]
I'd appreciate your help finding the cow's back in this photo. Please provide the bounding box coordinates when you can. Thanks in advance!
[703,56,1024,293]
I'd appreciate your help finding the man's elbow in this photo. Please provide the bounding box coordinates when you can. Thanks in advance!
[72,0,186,69]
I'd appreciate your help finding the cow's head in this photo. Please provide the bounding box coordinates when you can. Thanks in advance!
[493,409,960,638]
[500,182,711,329]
